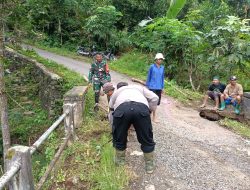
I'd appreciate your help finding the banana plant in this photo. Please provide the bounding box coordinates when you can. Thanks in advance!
[166,0,187,19]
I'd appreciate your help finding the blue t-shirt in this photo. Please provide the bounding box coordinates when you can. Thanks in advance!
[146,63,165,90]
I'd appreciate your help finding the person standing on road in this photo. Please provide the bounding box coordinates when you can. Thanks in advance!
[88,53,111,110]
[103,82,159,174]
[146,53,165,123]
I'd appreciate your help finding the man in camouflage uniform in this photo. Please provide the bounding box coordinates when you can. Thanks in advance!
[88,53,111,110]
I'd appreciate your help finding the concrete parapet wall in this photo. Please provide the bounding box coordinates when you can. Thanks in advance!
[63,86,88,128]
[5,48,63,117]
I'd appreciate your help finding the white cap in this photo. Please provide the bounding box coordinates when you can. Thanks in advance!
[155,53,165,60]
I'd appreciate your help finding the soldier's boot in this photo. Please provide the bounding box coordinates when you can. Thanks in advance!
[234,104,240,115]
[94,92,100,112]
[94,103,99,112]
[219,102,226,111]
[144,152,154,174]
[115,149,125,166]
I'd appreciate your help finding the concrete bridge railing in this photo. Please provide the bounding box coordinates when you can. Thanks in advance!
[0,86,88,190]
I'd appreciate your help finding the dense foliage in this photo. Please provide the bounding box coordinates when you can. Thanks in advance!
[3,0,250,90]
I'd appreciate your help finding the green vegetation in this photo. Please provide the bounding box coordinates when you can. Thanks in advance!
[110,51,152,80]
[132,15,250,91]
[219,118,250,139]
[3,59,53,143]
[1,0,250,186]
[110,51,202,103]
[2,49,129,188]
[2,47,129,188]
[91,137,129,190]
[46,89,131,189]
[166,0,187,19]
[1,59,63,181]
[32,131,63,183]
[1,48,87,181]
[3,0,250,91]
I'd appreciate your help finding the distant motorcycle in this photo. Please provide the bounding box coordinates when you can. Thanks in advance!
[77,46,117,61]
[77,46,91,57]
[103,49,116,61]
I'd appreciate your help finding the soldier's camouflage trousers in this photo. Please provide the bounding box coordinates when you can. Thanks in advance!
[93,82,104,103]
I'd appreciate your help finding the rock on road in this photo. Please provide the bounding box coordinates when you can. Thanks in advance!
[31,47,250,190]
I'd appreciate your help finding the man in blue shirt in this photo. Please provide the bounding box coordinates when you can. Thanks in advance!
[146,53,165,123]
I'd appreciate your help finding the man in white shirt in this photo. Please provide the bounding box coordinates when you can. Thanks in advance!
[103,82,159,174]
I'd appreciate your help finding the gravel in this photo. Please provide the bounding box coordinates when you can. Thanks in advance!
[127,96,250,190]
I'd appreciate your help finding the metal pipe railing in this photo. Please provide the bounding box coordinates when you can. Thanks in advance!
[0,102,77,189]
[36,133,71,190]
[0,161,21,189]
[30,112,67,155]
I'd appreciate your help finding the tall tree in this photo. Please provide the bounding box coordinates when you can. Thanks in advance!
[0,0,11,172]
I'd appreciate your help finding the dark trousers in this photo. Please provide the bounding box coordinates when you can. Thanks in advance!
[149,89,162,105]
[112,102,155,153]
[207,91,221,103]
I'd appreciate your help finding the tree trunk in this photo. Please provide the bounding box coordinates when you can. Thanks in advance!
[189,72,196,91]
[0,1,11,172]
[187,59,196,91]
[58,19,63,46]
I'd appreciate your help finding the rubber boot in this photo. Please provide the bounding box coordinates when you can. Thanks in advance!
[115,149,125,166]
[144,152,154,174]
[234,104,240,115]
[219,101,226,111]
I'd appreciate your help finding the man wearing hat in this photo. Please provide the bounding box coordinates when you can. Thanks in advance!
[219,76,243,114]
[103,82,159,174]
[146,53,165,123]
[103,82,115,102]
[200,76,226,109]
[88,53,111,110]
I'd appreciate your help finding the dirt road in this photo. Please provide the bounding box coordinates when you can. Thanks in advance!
[32,47,250,190]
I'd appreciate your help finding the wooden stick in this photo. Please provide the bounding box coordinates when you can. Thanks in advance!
[131,78,146,86]
[164,80,192,100]
[131,77,193,100]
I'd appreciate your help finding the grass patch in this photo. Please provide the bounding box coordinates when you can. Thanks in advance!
[110,51,152,80]
[165,80,202,103]
[219,118,250,139]
[110,51,202,103]
[47,89,131,190]
[91,135,130,190]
